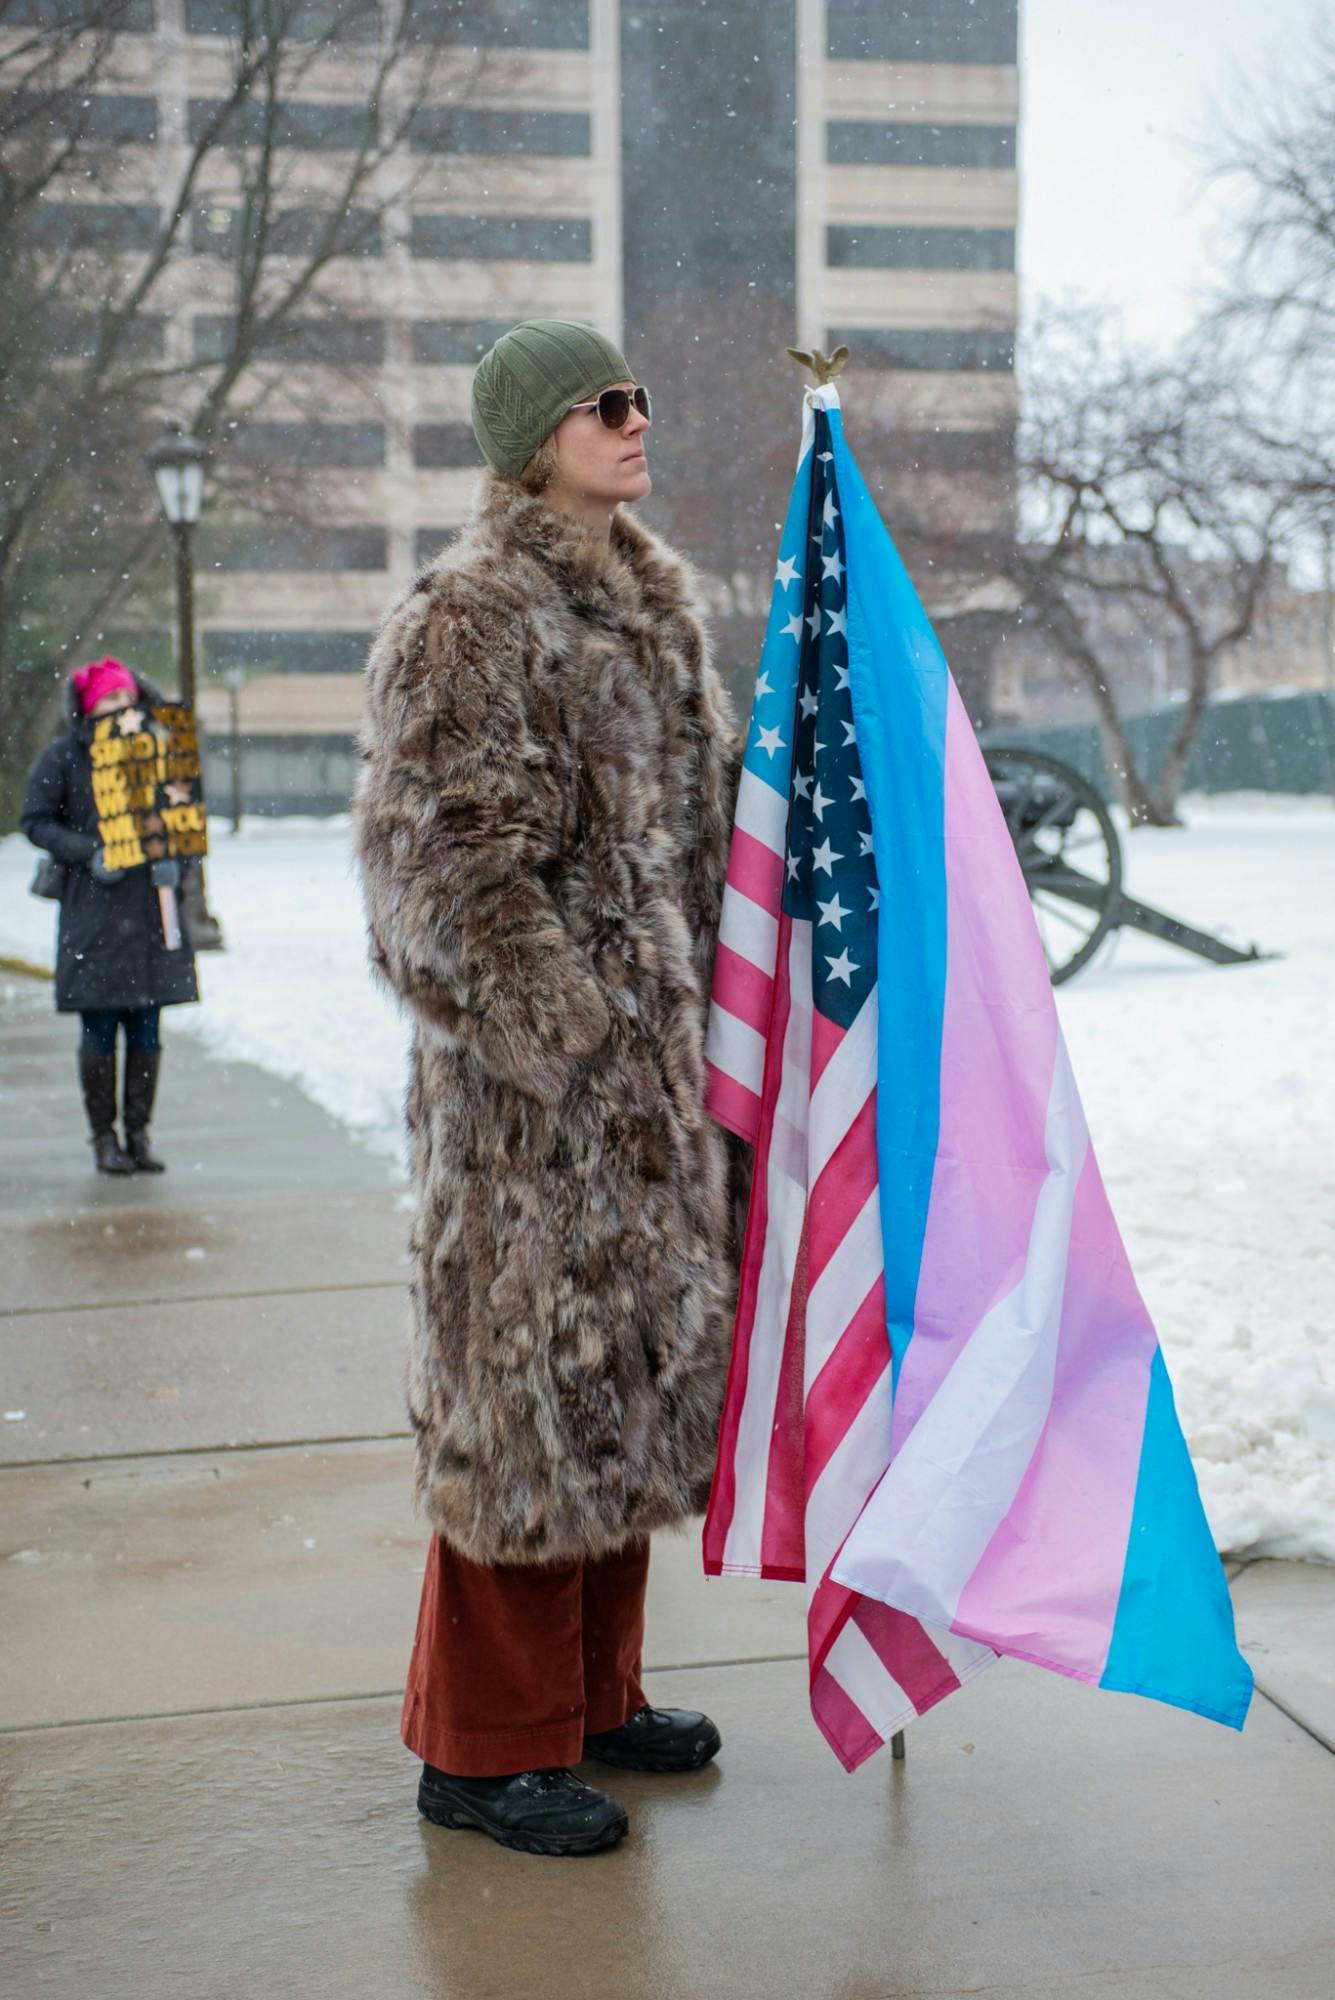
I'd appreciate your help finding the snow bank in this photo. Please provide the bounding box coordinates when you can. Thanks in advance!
[3,798,1333,1562]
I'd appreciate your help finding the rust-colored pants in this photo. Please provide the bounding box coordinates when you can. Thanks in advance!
[401,1535,650,1777]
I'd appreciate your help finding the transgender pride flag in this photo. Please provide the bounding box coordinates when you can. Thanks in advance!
[703,382,1253,1771]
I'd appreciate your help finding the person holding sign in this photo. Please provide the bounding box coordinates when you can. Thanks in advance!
[21,659,200,1174]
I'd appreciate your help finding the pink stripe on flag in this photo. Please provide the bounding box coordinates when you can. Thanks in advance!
[704,1062,762,1145]
[852,1596,962,1714]
[760,1220,811,1574]
[802,1286,888,1494]
[703,914,794,1572]
[809,1008,844,1092]
[811,1663,885,1774]
[712,942,776,1036]
[727,825,786,911]
[805,1094,878,1290]
[951,1143,1158,1678]
[894,678,1060,1444]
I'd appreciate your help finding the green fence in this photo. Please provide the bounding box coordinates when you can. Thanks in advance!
[982,689,1335,797]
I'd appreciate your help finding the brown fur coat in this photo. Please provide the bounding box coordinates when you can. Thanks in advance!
[354,471,746,1566]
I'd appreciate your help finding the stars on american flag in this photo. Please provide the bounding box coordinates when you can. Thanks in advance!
[780,412,880,1022]
[739,415,879,1021]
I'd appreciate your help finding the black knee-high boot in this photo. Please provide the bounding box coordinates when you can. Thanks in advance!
[78,1052,134,1174]
[123,1047,167,1172]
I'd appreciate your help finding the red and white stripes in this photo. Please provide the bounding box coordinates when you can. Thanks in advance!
[704,831,995,1769]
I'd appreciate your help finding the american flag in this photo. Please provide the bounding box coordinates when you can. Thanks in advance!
[703,391,996,1768]
[703,385,1251,1769]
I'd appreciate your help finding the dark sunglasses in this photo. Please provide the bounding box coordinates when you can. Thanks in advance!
[567,384,652,428]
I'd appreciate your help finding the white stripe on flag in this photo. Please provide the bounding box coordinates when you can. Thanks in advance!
[719,883,780,973]
[803,1187,882,1392]
[822,1616,914,1743]
[834,1036,1091,1627]
[734,765,791,854]
[706,1004,767,1098]
[721,922,814,1573]
[803,1368,893,1586]
[807,988,878,1188]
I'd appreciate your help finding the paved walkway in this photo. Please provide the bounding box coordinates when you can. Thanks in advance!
[2,973,1332,1999]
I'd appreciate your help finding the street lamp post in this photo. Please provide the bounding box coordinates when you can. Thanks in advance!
[146,421,223,948]
[146,422,208,709]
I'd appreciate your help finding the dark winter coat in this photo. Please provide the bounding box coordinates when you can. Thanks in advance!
[354,471,748,1567]
[20,670,199,1014]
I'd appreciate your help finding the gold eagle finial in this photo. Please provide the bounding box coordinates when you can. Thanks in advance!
[785,344,851,385]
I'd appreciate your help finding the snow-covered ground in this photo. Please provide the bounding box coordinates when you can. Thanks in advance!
[3,797,1333,1563]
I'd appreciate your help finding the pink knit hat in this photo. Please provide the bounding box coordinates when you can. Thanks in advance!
[71,658,137,714]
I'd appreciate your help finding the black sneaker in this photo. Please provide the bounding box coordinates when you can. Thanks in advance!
[416,1764,628,1856]
[583,1704,721,1772]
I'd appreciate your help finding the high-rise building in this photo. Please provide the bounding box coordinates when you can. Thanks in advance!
[20,0,1019,802]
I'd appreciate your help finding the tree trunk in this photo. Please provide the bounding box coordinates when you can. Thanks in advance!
[1038,591,1179,824]
[1151,647,1213,821]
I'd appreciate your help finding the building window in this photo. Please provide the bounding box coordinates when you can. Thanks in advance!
[204,629,373,673]
[188,98,377,150]
[185,0,379,39]
[409,107,591,156]
[408,0,589,50]
[51,310,165,360]
[8,1,154,24]
[827,0,1019,66]
[415,528,457,567]
[411,319,516,363]
[411,214,593,261]
[826,326,1015,372]
[226,422,386,468]
[191,206,382,257]
[827,225,1014,270]
[827,121,1015,170]
[12,91,158,144]
[412,424,484,468]
[194,315,386,364]
[31,203,160,251]
[209,525,388,570]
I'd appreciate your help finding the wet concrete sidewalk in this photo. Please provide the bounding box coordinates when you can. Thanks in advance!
[2,973,1333,1999]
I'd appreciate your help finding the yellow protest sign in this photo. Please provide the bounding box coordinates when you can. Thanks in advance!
[90,703,210,871]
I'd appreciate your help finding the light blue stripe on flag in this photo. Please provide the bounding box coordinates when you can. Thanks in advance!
[830,407,948,1385]
[1100,1350,1254,1727]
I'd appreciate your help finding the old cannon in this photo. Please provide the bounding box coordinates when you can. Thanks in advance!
[984,746,1269,987]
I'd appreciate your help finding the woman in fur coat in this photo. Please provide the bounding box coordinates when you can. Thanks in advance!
[354,320,747,1857]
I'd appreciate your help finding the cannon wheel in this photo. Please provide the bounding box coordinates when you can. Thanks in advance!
[984,748,1123,986]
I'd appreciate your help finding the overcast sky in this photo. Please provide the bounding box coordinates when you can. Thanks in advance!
[1019,0,1322,348]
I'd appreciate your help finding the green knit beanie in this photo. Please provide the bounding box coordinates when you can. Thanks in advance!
[470,319,632,477]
